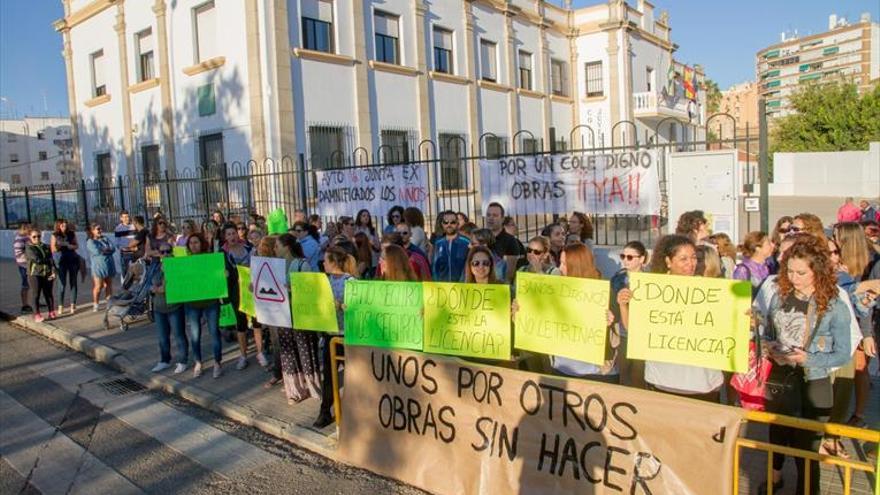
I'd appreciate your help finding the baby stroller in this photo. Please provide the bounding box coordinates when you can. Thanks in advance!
[104,258,160,332]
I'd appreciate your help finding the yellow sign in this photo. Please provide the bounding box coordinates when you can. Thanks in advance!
[290,272,339,333]
[237,266,255,317]
[626,272,752,372]
[422,282,511,360]
[172,246,188,257]
[514,272,610,365]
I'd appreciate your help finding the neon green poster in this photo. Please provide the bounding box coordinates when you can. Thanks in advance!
[344,280,423,350]
[237,266,255,317]
[163,253,228,304]
[290,272,339,333]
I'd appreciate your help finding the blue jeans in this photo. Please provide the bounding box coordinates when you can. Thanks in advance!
[154,307,187,364]
[184,303,222,364]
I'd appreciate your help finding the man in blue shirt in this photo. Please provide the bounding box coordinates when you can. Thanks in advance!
[432,210,470,281]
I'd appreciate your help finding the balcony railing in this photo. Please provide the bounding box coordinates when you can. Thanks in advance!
[633,91,697,123]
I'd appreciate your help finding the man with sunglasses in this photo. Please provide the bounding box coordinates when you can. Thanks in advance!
[432,210,470,281]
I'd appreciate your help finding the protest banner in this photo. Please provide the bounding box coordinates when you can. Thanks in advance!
[236,266,255,316]
[625,272,752,373]
[339,346,744,495]
[422,282,511,360]
[480,149,661,216]
[172,246,188,257]
[163,253,227,304]
[514,272,610,364]
[290,272,339,333]
[251,256,292,328]
[345,280,423,350]
[315,163,429,217]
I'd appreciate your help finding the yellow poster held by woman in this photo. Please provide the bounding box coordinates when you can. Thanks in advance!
[514,272,610,364]
[626,272,752,372]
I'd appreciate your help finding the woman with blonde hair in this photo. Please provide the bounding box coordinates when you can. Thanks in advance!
[696,245,724,278]
[708,232,736,277]
[792,212,827,242]
[380,244,418,282]
[517,236,561,276]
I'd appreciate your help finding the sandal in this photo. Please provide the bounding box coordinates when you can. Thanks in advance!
[820,438,850,459]
[847,415,866,429]
[264,377,282,389]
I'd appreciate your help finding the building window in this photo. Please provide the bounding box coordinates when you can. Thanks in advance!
[438,133,465,190]
[374,11,400,64]
[197,84,216,116]
[302,0,334,53]
[6,133,16,142]
[194,1,217,63]
[91,49,107,97]
[585,61,603,97]
[484,135,507,158]
[433,27,453,74]
[520,137,539,154]
[136,28,155,81]
[11,174,21,185]
[40,172,50,181]
[95,153,113,207]
[142,144,160,180]
[646,67,654,92]
[380,130,411,163]
[308,125,347,169]
[38,151,48,160]
[480,39,497,82]
[37,131,45,140]
[10,153,19,163]
[518,51,532,90]
[550,59,567,96]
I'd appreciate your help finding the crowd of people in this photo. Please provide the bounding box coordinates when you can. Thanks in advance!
[12,200,880,491]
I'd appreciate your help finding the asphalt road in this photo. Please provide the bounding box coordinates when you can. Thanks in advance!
[0,320,424,495]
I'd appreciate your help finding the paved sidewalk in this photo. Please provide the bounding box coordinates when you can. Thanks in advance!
[0,259,337,459]
[1,259,877,494]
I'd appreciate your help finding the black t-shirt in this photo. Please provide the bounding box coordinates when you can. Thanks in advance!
[493,230,523,257]
[132,229,148,259]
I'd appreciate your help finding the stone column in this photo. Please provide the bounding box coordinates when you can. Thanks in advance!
[351,0,374,153]
[462,0,479,154]
[503,8,519,146]
[244,0,267,162]
[58,23,82,179]
[413,0,432,157]
[114,4,135,178]
[152,0,176,174]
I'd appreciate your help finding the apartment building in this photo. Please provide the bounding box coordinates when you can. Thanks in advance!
[55,0,705,188]
[756,13,880,119]
[0,117,76,187]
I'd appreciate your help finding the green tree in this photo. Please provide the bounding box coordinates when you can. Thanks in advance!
[703,79,722,115]
[771,80,880,152]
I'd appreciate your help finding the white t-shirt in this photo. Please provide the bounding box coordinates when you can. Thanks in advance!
[644,361,724,395]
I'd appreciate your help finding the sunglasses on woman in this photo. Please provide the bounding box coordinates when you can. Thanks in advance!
[527,248,545,255]
[470,259,492,268]
[620,254,641,261]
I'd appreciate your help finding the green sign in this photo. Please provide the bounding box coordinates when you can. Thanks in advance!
[163,253,228,304]
[422,282,511,360]
[219,303,237,327]
[344,280,423,350]
[514,272,610,365]
[237,266,255,317]
[172,246,188,257]
[290,272,339,333]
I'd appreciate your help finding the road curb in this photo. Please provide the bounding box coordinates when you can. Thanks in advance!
[2,311,337,460]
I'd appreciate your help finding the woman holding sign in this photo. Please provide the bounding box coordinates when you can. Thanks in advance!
[618,235,724,400]
[611,241,647,387]
[550,242,619,383]
[314,247,357,428]
[183,233,223,379]
[464,246,500,285]
[221,223,263,371]
[756,235,853,495]
[273,234,322,404]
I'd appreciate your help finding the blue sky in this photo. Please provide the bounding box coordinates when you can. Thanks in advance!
[1,0,878,118]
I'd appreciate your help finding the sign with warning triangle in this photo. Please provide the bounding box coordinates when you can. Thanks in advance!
[251,256,292,327]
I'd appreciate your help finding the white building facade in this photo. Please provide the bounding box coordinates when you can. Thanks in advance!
[56,0,705,187]
[0,117,76,188]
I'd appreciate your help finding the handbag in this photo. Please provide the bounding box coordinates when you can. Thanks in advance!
[730,337,772,410]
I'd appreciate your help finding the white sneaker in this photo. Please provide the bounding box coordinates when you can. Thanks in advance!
[173,363,187,374]
[235,356,248,370]
[92,303,99,312]
[193,362,203,378]
[213,363,222,379]
[151,362,171,373]
[256,352,269,367]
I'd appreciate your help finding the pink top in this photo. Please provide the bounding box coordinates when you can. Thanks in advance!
[837,203,861,223]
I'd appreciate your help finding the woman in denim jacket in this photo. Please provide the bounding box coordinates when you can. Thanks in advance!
[756,235,852,495]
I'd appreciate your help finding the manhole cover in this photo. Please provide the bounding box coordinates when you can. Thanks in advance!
[98,377,146,396]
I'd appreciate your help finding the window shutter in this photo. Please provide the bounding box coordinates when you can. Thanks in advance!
[303,0,333,22]
[375,12,399,37]
[434,28,452,50]
[196,2,217,61]
[138,29,154,54]
[93,51,106,88]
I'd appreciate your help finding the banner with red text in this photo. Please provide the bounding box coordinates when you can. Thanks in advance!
[315,164,429,217]
[479,150,661,216]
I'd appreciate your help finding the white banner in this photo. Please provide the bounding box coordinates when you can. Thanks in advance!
[251,256,292,328]
[479,149,661,216]
[315,164,429,217]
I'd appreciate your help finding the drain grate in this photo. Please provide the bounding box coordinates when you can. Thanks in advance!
[98,377,146,396]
